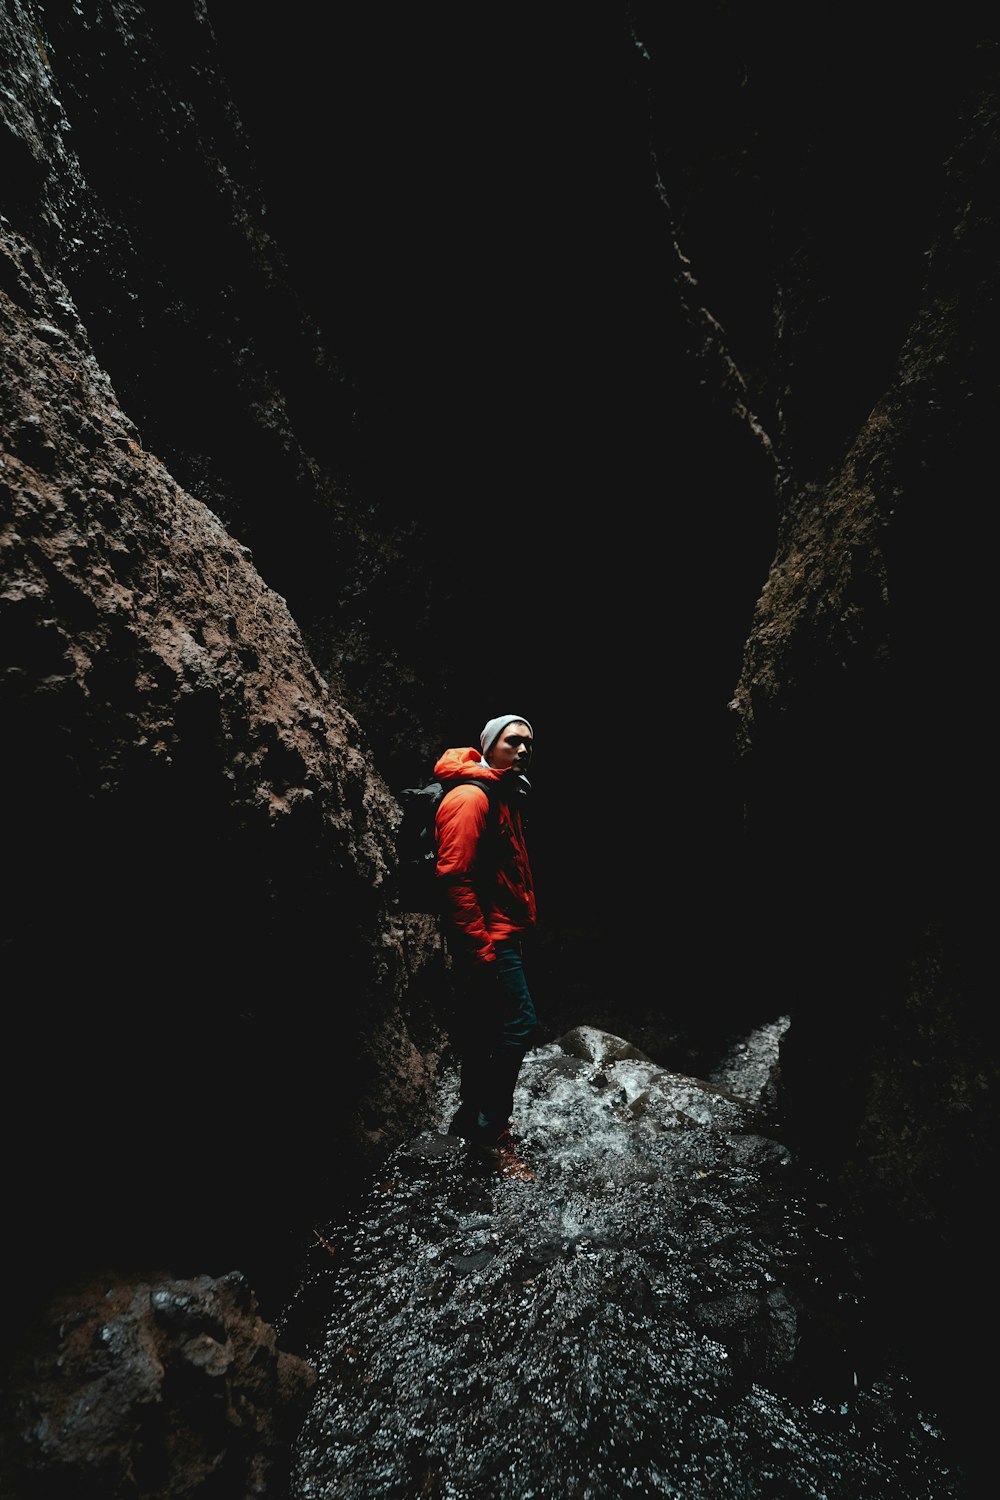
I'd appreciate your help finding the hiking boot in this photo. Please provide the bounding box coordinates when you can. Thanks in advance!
[493,1128,536,1183]
[464,1129,536,1182]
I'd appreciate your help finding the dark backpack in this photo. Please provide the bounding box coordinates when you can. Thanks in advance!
[394,775,500,914]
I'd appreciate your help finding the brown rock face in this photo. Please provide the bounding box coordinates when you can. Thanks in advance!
[0,1270,316,1498]
[1,0,462,1363]
[0,214,445,1304]
[725,41,998,1462]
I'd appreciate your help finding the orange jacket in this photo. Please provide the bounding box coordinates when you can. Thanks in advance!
[433,746,536,966]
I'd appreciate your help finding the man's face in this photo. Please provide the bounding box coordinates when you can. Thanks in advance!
[487,722,533,772]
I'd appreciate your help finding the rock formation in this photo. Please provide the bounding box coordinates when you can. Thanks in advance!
[1,3,996,1493]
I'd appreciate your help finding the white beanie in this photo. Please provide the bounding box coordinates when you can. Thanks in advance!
[480,714,533,756]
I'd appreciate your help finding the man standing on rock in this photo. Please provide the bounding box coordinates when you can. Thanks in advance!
[433,715,539,1182]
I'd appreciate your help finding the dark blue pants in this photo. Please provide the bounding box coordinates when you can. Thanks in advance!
[449,939,537,1145]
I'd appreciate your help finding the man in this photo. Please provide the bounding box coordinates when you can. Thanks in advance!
[433,715,538,1182]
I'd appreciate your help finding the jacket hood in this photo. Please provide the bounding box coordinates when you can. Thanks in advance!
[433,746,504,782]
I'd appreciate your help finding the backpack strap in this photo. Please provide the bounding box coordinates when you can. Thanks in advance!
[436,775,495,802]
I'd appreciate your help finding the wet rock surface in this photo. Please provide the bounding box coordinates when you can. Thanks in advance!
[288,1027,963,1499]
